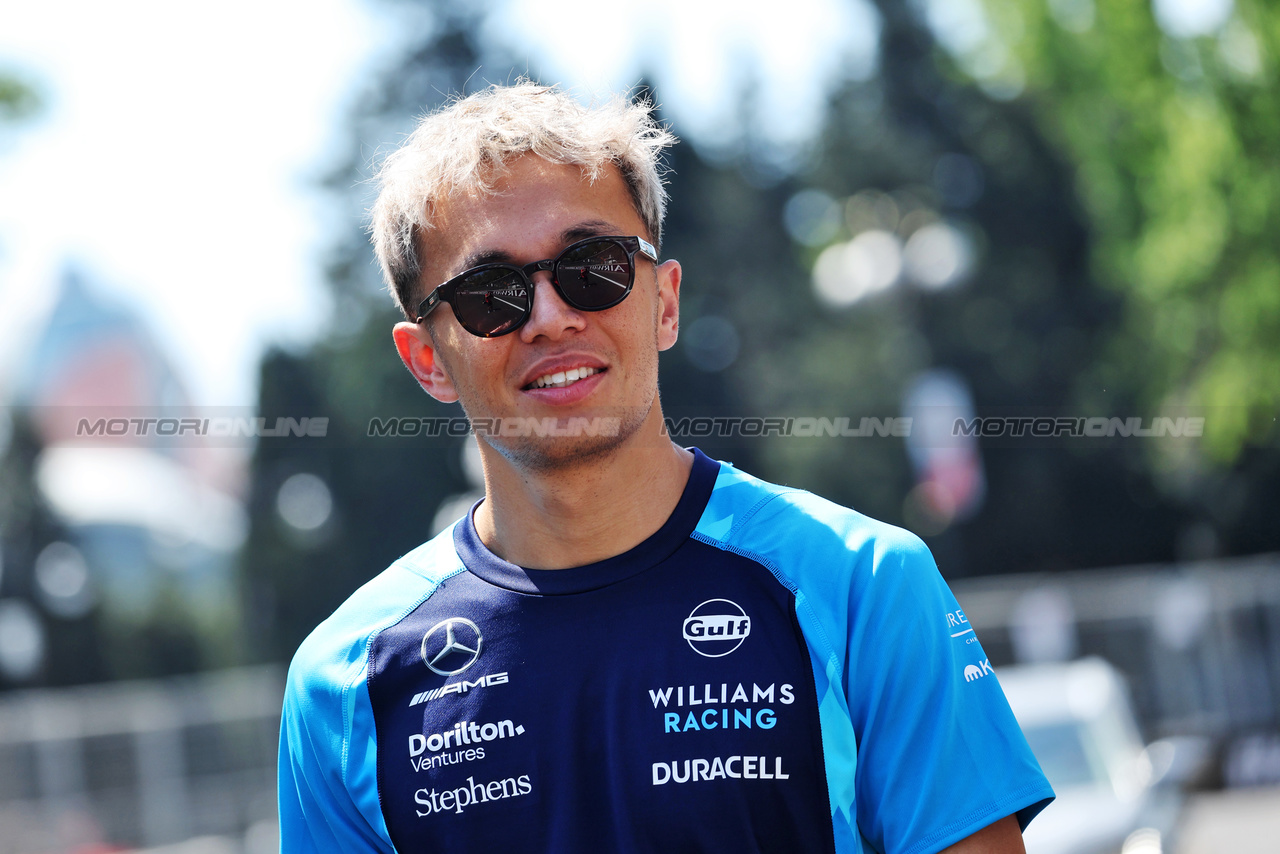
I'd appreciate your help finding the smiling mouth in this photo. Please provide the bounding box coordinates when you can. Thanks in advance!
[524,366,603,390]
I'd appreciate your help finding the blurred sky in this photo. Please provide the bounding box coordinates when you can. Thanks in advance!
[0,0,874,407]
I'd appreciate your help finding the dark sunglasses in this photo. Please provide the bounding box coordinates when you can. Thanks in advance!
[415,235,658,338]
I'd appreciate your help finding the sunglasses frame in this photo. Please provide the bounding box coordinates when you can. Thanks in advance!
[415,235,658,338]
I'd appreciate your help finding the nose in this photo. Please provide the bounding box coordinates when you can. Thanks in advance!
[517,271,586,343]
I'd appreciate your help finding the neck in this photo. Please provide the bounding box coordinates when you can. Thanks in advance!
[472,406,694,569]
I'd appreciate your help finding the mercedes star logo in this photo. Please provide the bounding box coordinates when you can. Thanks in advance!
[421,617,484,676]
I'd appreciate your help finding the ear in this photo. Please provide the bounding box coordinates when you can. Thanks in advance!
[655,259,682,352]
[393,321,459,403]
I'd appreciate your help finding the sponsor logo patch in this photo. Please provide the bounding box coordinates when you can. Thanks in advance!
[652,756,789,785]
[410,672,508,707]
[421,617,483,676]
[683,599,751,658]
[964,659,994,682]
[414,773,532,816]
[946,608,973,638]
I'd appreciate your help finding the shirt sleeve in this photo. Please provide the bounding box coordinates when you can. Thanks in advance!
[278,649,397,853]
[843,530,1054,854]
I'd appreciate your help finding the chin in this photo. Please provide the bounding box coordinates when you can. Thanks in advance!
[490,433,622,472]
[480,403,655,472]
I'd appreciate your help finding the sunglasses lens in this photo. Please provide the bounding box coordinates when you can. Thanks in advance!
[452,268,531,337]
[555,239,633,310]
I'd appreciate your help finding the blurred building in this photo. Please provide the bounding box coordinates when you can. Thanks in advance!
[0,267,247,685]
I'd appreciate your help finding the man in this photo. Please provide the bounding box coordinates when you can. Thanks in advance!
[278,82,1053,853]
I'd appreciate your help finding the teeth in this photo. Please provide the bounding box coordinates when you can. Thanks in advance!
[530,366,599,389]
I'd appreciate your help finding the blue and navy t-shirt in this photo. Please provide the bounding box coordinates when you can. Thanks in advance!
[279,449,1053,853]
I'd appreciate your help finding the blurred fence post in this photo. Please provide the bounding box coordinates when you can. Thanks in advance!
[33,715,87,839]
[133,692,190,847]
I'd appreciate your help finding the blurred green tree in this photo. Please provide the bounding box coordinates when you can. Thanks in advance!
[759,0,1280,570]
[0,69,39,121]
[955,0,1280,462]
[745,0,1207,574]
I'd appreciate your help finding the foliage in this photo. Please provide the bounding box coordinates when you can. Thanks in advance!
[745,0,1199,574]
[0,70,39,120]
[958,0,1280,462]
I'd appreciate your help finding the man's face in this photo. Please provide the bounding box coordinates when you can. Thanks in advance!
[393,154,681,471]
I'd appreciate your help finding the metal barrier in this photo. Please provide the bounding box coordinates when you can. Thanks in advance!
[952,554,1280,786]
[0,665,283,853]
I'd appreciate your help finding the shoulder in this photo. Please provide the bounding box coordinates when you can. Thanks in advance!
[278,531,463,849]
[690,459,943,665]
[693,458,932,585]
[285,527,467,719]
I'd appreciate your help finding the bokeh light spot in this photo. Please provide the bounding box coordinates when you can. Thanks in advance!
[276,473,333,532]
[813,229,902,307]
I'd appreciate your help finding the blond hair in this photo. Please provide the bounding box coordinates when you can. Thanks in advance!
[370,81,677,317]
